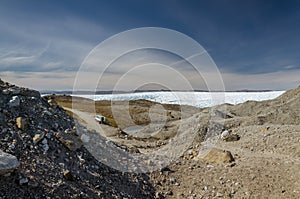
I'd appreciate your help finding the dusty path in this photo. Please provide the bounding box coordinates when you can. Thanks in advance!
[63,106,157,154]
[64,107,104,134]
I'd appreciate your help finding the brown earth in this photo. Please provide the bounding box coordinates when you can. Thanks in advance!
[51,86,300,199]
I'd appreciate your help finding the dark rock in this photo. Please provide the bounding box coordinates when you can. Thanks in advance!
[19,177,29,185]
[224,134,240,142]
[63,170,73,181]
[0,150,20,175]
[55,132,82,151]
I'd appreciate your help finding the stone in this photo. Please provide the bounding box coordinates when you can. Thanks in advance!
[187,149,194,155]
[28,180,39,188]
[33,133,45,145]
[63,170,73,181]
[0,150,20,175]
[16,117,28,131]
[2,89,10,95]
[48,99,58,108]
[42,139,49,151]
[80,134,90,143]
[169,177,176,184]
[220,130,231,140]
[195,148,234,164]
[19,177,29,185]
[2,88,20,95]
[9,88,20,95]
[165,190,173,195]
[224,134,240,142]
[55,132,82,151]
[8,96,20,107]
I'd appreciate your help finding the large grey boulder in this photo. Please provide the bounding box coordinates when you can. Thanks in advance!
[0,150,20,175]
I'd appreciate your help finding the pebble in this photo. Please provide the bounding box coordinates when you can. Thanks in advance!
[33,133,44,145]
[165,190,173,195]
[216,192,223,197]
[19,177,29,185]
[63,170,74,181]
[169,177,176,184]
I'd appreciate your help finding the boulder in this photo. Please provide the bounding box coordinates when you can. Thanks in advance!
[0,150,20,175]
[195,148,234,163]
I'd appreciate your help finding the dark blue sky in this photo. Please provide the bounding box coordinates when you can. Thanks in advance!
[1,0,300,90]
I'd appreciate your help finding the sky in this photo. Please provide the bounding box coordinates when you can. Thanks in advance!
[0,0,300,91]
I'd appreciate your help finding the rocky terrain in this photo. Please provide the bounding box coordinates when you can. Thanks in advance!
[0,79,155,198]
[1,78,300,199]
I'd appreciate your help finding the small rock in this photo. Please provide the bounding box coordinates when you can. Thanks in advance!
[19,177,29,185]
[55,132,82,151]
[165,190,173,195]
[63,170,73,181]
[155,191,163,198]
[195,148,235,163]
[224,134,240,142]
[42,139,49,151]
[80,134,90,143]
[33,133,45,145]
[16,117,28,131]
[187,149,194,155]
[220,130,231,140]
[216,192,223,197]
[2,89,10,95]
[8,96,20,107]
[28,180,39,188]
[48,99,58,108]
[42,138,48,145]
[169,177,176,184]
[9,88,20,95]
[8,143,15,150]
[225,162,236,167]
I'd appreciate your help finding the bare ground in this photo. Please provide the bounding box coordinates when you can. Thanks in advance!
[52,87,300,199]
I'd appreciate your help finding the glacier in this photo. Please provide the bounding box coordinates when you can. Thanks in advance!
[73,91,285,108]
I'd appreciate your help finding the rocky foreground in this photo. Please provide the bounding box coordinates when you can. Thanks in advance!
[0,79,154,198]
[1,78,300,199]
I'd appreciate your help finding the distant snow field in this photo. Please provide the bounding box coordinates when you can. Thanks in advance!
[73,91,285,108]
